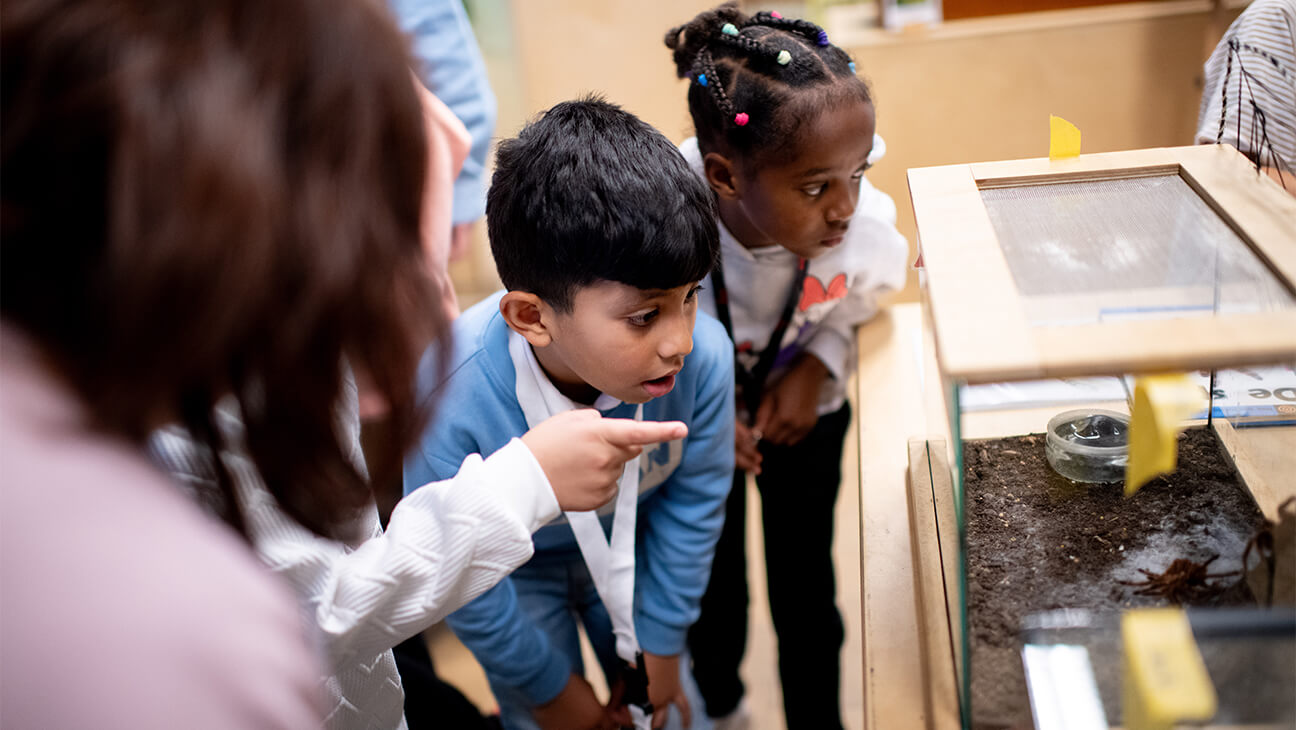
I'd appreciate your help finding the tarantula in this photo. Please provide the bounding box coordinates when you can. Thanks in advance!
[1118,554,1239,604]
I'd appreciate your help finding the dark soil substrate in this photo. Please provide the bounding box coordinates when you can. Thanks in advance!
[964,427,1265,730]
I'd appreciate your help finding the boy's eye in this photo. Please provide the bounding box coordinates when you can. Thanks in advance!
[802,183,827,197]
[628,309,659,327]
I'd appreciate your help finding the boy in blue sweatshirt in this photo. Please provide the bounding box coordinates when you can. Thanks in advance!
[404,97,734,730]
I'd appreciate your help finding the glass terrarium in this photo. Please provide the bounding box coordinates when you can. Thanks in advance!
[905,144,1296,730]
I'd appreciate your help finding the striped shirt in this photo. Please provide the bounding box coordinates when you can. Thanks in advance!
[1196,0,1296,176]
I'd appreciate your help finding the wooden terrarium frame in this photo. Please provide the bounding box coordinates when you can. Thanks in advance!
[904,144,1296,729]
[910,144,1296,385]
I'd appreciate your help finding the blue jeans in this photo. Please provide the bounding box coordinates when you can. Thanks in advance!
[489,555,711,730]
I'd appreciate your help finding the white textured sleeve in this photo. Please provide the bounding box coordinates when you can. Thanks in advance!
[246,438,557,672]
[803,325,854,382]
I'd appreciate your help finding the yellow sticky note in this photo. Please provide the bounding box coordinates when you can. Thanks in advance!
[1125,374,1207,495]
[1049,115,1081,159]
[1122,608,1217,730]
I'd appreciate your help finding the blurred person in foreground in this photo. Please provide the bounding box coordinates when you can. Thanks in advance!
[1,1,683,727]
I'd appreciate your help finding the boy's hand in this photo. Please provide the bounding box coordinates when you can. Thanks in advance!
[643,652,691,729]
[734,420,763,475]
[753,354,829,446]
[522,410,687,512]
[534,674,616,730]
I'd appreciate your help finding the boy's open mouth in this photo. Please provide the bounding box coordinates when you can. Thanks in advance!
[641,373,677,398]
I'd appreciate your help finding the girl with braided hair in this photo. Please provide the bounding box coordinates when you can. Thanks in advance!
[665,4,908,728]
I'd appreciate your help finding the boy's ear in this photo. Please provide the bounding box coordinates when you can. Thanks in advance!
[499,291,553,347]
[703,152,742,201]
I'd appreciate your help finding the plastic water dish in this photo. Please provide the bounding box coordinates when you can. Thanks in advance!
[1045,409,1130,483]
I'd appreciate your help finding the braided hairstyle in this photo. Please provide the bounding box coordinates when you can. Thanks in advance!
[665,2,871,170]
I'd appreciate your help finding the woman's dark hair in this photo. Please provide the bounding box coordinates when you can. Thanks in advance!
[665,2,873,170]
[1,0,444,541]
[487,96,718,312]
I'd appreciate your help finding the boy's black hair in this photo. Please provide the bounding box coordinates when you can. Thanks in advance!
[487,96,719,312]
[665,2,873,170]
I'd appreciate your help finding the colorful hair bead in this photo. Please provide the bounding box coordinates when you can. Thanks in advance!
[734,112,749,126]
[848,61,857,73]
[816,29,829,46]
[776,50,791,66]
[697,73,708,86]
[721,22,739,36]
[771,10,783,18]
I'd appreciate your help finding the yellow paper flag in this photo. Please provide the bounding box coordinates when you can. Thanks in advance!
[1122,608,1217,730]
[1049,115,1081,159]
[1125,374,1208,495]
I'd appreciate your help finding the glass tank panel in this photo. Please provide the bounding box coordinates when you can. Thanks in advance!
[944,366,1293,729]
[908,147,1296,730]
[1020,607,1296,728]
[979,174,1296,327]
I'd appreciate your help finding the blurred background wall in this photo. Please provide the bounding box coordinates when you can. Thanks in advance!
[452,0,1244,309]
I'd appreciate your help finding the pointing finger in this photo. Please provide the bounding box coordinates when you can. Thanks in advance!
[600,419,688,447]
